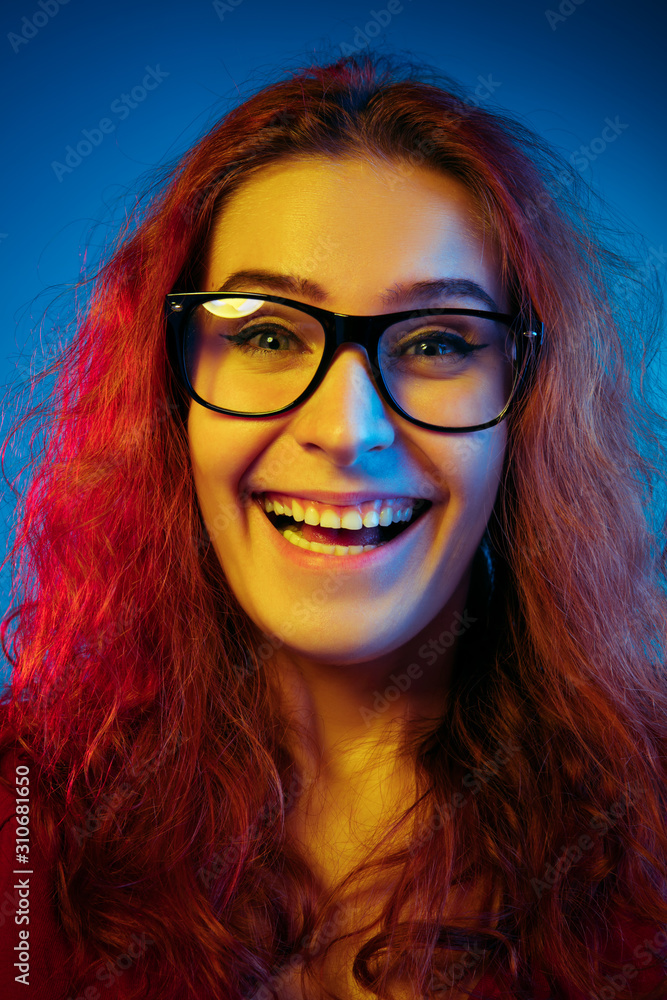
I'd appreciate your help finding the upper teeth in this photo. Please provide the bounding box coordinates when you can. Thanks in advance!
[259,492,417,529]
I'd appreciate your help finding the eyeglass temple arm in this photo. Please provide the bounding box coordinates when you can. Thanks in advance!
[522,321,544,348]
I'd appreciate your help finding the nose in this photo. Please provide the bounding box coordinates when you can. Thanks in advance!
[289,345,396,466]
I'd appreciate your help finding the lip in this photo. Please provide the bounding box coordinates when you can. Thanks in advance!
[252,492,434,569]
[251,489,428,505]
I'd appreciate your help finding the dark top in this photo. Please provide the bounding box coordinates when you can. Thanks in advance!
[0,746,665,998]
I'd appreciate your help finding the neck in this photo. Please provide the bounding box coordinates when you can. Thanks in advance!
[265,568,474,788]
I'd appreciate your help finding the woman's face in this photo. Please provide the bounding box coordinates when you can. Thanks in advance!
[189,155,508,665]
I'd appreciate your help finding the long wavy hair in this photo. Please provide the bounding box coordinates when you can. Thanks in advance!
[1,51,666,1000]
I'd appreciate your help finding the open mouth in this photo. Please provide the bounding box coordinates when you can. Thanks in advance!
[256,493,433,556]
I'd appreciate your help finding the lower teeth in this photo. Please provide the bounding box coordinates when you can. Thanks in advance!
[282,526,379,556]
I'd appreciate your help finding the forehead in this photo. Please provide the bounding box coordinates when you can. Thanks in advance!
[203,156,504,311]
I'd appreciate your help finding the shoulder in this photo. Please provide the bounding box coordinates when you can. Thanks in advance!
[0,746,73,998]
[0,744,31,830]
[609,911,667,990]
[471,912,667,998]
[0,746,137,999]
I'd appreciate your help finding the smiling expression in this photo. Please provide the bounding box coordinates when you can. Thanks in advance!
[187,155,508,666]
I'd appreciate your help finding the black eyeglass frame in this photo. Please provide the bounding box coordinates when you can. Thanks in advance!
[165,291,544,433]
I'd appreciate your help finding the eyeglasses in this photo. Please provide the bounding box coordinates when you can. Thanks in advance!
[165,292,543,432]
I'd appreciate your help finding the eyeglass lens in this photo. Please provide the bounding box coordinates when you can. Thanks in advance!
[184,297,518,427]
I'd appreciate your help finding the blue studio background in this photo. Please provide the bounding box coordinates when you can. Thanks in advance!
[1,0,666,682]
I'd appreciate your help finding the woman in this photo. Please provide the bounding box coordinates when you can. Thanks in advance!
[0,52,666,999]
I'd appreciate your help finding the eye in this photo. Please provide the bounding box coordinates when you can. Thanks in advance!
[224,322,306,353]
[386,327,485,364]
[399,330,480,358]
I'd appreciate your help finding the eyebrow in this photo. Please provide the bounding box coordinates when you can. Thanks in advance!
[214,268,500,312]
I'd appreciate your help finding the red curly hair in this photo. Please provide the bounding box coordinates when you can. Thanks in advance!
[1,51,666,999]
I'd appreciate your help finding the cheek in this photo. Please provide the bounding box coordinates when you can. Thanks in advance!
[187,412,249,538]
[187,410,294,520]
[431,428,507,520]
